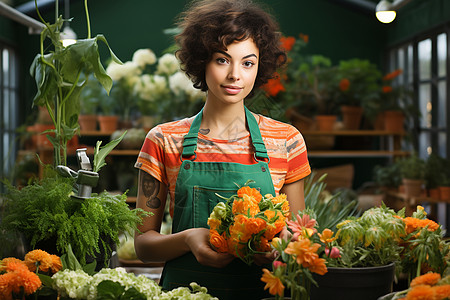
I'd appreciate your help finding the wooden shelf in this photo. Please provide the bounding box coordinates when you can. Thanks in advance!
[308,150,410,158]
[303,130,405,136]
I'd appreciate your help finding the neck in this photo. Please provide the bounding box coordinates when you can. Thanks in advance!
[200,101,248,140]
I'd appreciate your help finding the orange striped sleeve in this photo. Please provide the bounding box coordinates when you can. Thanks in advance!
[284,124,311,183]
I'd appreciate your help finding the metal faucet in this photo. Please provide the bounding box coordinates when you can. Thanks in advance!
[56,148,99,199]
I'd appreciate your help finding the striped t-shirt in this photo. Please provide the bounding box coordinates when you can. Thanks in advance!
[135,113,311,216]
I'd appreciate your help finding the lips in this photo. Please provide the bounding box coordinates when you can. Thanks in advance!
[222,85,243,95]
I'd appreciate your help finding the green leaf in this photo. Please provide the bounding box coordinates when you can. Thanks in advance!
[83,260,97,276]
[62,244,83,271]
[96,280,125,299]
[30,53,58,108]
[37,273,54,287]
[122,287,147,300]
[93,130,127,173]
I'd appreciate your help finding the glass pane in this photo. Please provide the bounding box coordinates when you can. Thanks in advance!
[3,90,8,128]
[438,33,447,77]
[2,49,9,87]
[438,80,446,128]
[419,132,431,158]
[407,44,413,84]
[397,48,405,85]
[418,39,432,80]
[419,83,431,128]
[439,132,447,157]
[389,50,396,71]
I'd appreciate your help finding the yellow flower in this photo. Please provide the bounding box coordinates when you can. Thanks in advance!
[261,268,285,296]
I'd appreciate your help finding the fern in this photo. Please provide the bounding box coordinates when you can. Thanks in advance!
[1,170,151,265]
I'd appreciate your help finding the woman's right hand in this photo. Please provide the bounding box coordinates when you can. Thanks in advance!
[185,228,235,268]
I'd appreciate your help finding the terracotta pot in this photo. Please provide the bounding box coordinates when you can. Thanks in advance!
[373,112,385,130]
[34,124,55,149]
[315,115,337,131]
[97,115,118,132]
[341,105,363,130]
[402,178,424,197]
[78,114,98,131]
[384,110,405,132]
[428,188,440,200]
[439,186,450,202]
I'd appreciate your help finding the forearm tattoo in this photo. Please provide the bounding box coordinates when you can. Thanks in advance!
[141,172,162,209]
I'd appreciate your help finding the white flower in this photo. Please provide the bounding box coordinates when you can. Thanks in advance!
[156,53,180,76]
[87,267,161,300]
[135,74,169,101]
[106,61,140,81]
[132,48,157,67]
[169,72,206,102]
[52,269,92,299]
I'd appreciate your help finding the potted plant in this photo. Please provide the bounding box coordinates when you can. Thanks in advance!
[78,74,104,131]
[424,153,447,199]
[335,58,381,130]
[372,163,402,193]
[397,152,426,197]
[30,0,121,166]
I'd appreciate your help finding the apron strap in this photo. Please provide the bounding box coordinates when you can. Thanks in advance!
[181,106,269,160]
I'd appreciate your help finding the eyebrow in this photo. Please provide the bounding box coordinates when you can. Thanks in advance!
[216,50,258,60]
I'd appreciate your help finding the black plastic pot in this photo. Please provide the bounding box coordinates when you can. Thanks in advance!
[310,263,395,300]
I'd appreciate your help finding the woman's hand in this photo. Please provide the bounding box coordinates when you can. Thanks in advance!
[185,228,235,268]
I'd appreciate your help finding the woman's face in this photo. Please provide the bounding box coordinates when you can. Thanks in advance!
[205,38,259,106]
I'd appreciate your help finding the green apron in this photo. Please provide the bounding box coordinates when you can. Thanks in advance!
[160,107,275,299]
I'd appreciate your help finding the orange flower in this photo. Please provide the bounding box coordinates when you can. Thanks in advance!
[270,194,290,218]
[410,272,441,288]
[0,273,14,300]
[229,215,252,243]
[299,33,309,43]
[0,258,27,272]
[287,214,317,240]
[232,197,260,217]
[432,285,450,300]
[49,255,62,273]
[308,257,328,275]
[255,237,271,252]
[383,69,403,81]
[237,186,262,203]
[210,229,228,253]
[261,268,285,296]
[280,36,296,52]
[10,267,41,295]
[245,217,266,235]
[24,249,52,273]
[406,285,435,300]
[404,217,440,235]
[263,220,285,240]
[285,238,321,269]
[3,262,28,273]
[318,229,337,243]
[382,86,393,93]
[207,217,221,230]
[262,76,285,97]
[339,78,350,92]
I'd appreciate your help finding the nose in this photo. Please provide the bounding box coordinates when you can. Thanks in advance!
[227,63,240,81]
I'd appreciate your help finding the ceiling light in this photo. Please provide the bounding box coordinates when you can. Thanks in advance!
[375,0,413,24]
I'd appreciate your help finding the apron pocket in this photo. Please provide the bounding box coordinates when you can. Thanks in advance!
[193,186,236,228]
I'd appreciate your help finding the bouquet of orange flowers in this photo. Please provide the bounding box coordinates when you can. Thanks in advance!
[0,249,62,299]
[207,183,290,265]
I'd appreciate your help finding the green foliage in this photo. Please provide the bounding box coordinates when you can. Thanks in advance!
[373,163,402,188]
[304,173,359,232]
[0,170,151,265]
[335,58,381,108]
[329,204,405,268]
[93,130,127,173]
[398,152,426,180]
[425,153,450,187]
[30,0,121,166]
[96,281,147,300]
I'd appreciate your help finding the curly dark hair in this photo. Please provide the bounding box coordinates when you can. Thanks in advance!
[175,0,286,98]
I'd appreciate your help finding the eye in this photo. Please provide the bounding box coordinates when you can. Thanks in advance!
[216,57,228,64]
[243,61,255,68]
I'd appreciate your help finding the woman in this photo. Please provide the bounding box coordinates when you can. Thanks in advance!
[134,0,311,298]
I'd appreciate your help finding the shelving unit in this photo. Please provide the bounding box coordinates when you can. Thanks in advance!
[302,130,407,159]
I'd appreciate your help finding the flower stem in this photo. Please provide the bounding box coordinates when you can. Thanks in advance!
[84,0,91,39]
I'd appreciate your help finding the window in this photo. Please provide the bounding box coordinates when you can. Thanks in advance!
[1,44,20,193]
[387,31,448,160]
